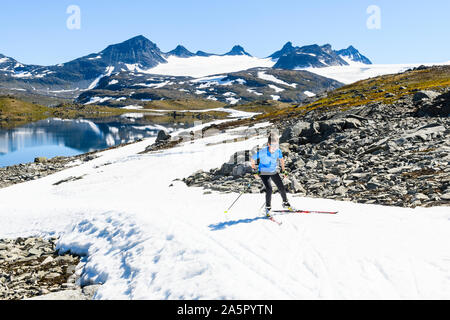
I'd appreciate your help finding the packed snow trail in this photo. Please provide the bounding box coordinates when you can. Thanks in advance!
[0,125,449,299]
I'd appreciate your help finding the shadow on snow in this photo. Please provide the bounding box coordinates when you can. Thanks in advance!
[208,216,269,231]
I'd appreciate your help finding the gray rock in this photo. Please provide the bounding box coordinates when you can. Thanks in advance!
[334,186,348,196]
[232,164,252,177]
[291,179,306,194]
[156,130,171,143]
[82,285,102,300]
[413,90,440,103]
[305,160,318,169]
[416,91,450,117]
[44,272,61,280]
[24,289,87,300]
[34,157,48,164]
[28,248,43,257]
[295,159,305,168]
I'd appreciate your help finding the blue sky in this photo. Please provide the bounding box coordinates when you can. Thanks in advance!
[1,0,449,65]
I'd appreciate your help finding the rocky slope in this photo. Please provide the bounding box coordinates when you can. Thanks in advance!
[0,237,101,300]
[182,66,450,208]
[76,67,342,107]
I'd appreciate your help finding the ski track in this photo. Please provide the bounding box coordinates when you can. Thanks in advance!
[0,124,449,299]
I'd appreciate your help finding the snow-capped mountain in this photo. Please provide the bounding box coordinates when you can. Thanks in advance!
[0,36,170,97]
[268,41,372,70]
[167,45,196,58]
[166,44,252,58]
[272,44,348,70]
[195,50,215,57]
[0,35,374,103]
[269,42,297,60]
[76,67,342,106]
[336,45,372,65]
[0,54,21,73]
[90,35,167,70]
[223,45,252,57]
[0,53,53,79]
[50,35,168,82]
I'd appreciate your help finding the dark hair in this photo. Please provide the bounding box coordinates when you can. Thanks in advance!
[268,133,279,145]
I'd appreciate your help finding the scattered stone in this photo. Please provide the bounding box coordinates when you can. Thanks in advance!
[0,237,99,301]
[181,89,450,209]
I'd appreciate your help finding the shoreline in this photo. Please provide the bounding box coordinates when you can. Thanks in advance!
[0,138,146,190]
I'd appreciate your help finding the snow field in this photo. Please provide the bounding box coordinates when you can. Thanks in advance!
[0,122,449,299]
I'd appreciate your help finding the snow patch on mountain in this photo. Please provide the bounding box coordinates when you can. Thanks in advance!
[247,88,263,96]
[271,95,281,101]
[268,84,285,93]
[84,96,113,105]
[87,66,116,90]
[304,61,450,84]
[145,55,274,78]
[257,71,297,88]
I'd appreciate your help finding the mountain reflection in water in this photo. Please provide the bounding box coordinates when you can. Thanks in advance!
[0,116,188,167]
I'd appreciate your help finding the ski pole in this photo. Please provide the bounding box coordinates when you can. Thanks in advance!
[224,183,251,214]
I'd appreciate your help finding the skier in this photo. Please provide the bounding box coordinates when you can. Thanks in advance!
[251,133,292,216]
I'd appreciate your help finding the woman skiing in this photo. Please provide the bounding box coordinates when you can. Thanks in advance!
[250,133,292,216]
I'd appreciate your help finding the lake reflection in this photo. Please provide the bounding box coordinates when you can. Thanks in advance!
[0,115,182,167]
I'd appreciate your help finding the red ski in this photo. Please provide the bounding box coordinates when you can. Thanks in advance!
[266,215,283,225]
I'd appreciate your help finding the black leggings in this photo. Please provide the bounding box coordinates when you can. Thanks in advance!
[260,173,288,207]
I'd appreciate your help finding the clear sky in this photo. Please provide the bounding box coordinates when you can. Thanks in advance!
[1,0,449,66]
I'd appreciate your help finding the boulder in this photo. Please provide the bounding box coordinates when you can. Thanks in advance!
[156,130,171,143]
[34,157,48,164]
[413,90,440,104]
[344,118,362,129]
[219,163,235,176]
[232,164,253,177]
[291,179,306,194]
[416,91,450,117]
[280,121,310,143]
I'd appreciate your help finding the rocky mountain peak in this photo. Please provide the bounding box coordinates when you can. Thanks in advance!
[167,45,196,58]
[224,45,252,57]
[336,46,372,65]
[99,35,167,68]
[269,42,296,59]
